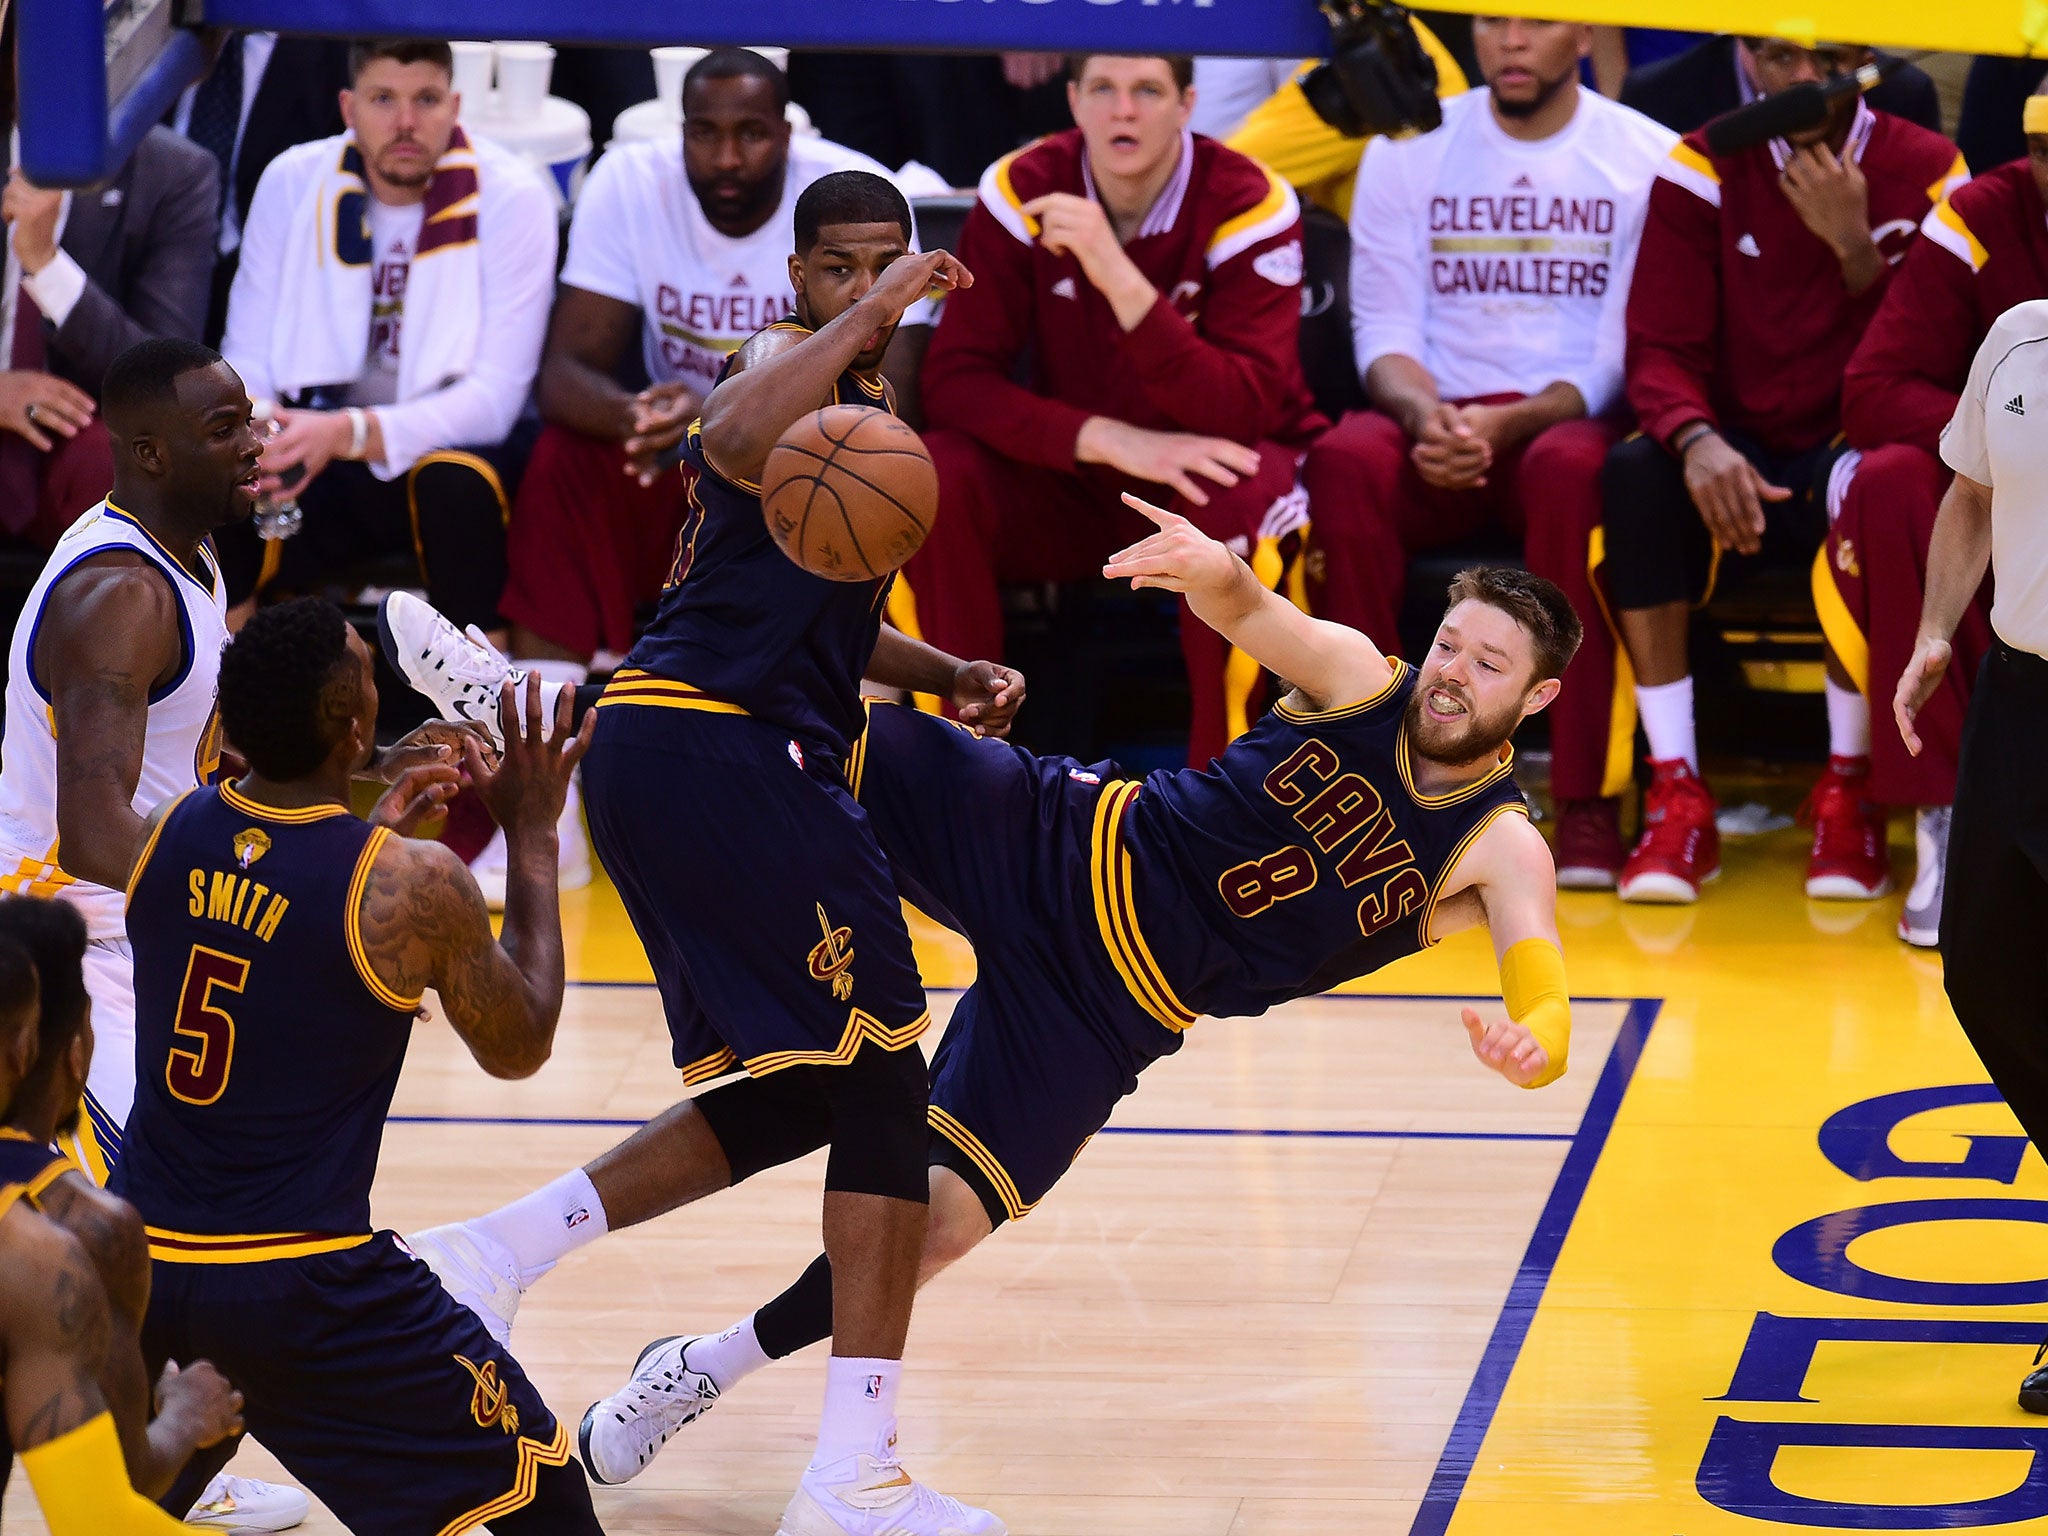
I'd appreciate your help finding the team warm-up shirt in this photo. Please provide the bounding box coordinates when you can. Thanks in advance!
[1349,87,1674,415]
[0,503,228,940]
[1627,103,1967,454]
[561,134,931,404]
[1844,160,2048,455]
[347,198,423,409]
[1939,297,2048,658]
[922,126,1323,469]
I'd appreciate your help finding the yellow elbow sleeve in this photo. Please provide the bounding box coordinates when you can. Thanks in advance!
[20,1412,189,1534]
[1501,937,1571,1089]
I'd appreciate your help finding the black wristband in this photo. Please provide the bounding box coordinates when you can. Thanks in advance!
[1673,423,1716,457]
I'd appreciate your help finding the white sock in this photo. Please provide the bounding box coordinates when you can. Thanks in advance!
[687,1315,774,1393]
[1635,677,1697,770]
[812,1355,901,1469]
[1825,678,1870,760]
[511,659,587,735]
[469,1167,608,1288]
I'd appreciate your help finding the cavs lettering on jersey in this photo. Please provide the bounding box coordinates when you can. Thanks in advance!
[1111,661,1526,1023]
[0,502,227,938]
[600,319,897,764]
[112,784,420,1259]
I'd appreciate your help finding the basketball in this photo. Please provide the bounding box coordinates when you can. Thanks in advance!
[761,404,937,582]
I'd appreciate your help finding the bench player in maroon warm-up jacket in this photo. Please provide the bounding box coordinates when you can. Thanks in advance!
[1593,37,1965,908]
[1827,98,2048,945]
[903,53,1326,767]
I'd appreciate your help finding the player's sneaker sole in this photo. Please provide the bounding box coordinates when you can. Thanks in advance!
[1555,866,1619,891]
[1804,872,1893,900]
[1617,865,1720,904]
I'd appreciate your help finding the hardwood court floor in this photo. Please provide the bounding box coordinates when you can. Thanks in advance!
[5,809,2034,1533]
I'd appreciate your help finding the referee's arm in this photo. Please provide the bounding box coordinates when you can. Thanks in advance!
[1897,471,1993,756]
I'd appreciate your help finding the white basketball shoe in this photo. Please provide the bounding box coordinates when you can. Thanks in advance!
[375,592,591,907]
[578,1335,722,1485]
[404,1223,525,1346]
[778,1454,1006,1536]
[185,1472,309,1530]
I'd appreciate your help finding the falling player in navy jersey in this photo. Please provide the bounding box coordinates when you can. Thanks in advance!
[396,167,1016,1536]
[399,494,1579,1484]
[109,598,609,1535]
[0,896,246,1522]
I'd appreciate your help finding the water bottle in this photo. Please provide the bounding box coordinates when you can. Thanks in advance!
[252,415,303,542]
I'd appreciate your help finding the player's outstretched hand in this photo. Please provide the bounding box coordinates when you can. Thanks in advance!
[1461,1006,1551,1088]
[1104,492,1241,600]
[871,249,973,320]
[369,761,464,838]
[365,720,488,783]
[1893,634,1952,758]
[470,673,596,838]
[156,1358,245,1449]
[954,660,1027,737]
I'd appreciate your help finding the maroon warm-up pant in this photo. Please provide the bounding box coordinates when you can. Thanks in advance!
[904,428,1311,767]
[1824,443,1992,807]
[1301,406,1620,802]
[499,424,695,660]
[0,416,113,549]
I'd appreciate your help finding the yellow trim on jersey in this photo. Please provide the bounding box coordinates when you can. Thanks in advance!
[742,1007,931,1077]
[1584,527,1641,802]
[0,1181,22,1223]
[432,1420,573,1536]
[0,846,75,900]
[102,503,219,595]
[1926,194,1989,272]
[1274,658,1409,724]
[144,1227,374,1263]
[929,1106,1038,1222]
[1422,801,1530,947]
[680,1046,739,1086]
[1396,729,1516,809]
[1089,782,1199,1033]
[346,826,424,1014]
[1669,141,1720,185]
[990,147,1037,236]
[217,781,351,824]
[846,701,874,801]
[61,1118,110,1188]
[124,789,193,903]
[592,671,752,717]
[1811,544,1870,696]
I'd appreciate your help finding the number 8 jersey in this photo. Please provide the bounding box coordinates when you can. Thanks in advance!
[111,784,422,1253]
[1112,659,1528,1023]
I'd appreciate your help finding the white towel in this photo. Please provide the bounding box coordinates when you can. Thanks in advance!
[265,127,484,402]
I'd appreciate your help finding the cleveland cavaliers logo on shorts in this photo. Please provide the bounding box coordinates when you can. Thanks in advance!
[454,1354,520,1435]
[807,904,856,1002]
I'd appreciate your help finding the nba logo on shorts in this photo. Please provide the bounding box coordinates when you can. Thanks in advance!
[788,739,805,770]
[865,1373,885,1400]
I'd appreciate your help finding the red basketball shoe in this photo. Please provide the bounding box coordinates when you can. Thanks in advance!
[1802,755,1892,900]
[1554,798,1625,890]
[1618,759,1720,903]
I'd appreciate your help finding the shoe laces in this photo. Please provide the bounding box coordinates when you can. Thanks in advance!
[434,620,520,693]
[1801,772,1879,857]
[614,1348,715,1436]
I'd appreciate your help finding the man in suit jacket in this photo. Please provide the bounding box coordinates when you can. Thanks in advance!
[0,126,218,547]
[1622,34,1941,136]
[173,33,352,341]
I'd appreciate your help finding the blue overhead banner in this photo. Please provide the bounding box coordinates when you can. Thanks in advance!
[195,0,1337,57]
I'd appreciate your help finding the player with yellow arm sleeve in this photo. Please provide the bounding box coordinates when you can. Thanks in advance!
[391,494,1579,1486]
[1225,22,1470,220]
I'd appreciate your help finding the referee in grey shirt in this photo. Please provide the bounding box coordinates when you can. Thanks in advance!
[1897,296,2048,1412]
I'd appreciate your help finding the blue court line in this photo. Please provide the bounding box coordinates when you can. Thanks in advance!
[387,1113,1571,1143]
[564,978,1643,1006]
[1407,995,1661,1536]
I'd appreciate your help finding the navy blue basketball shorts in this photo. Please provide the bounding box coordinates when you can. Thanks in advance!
[140,1233,569,1535]
[849,703,1186,1226]
[583,701,930,1084]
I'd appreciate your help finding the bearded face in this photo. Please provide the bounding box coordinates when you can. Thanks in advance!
[1404,671,1526,765]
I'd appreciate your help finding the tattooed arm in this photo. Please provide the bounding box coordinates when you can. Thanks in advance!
[357,678,595,1080]
[37,555,182,891]
[37,1174,241,1498]
[1,1213,111,1455]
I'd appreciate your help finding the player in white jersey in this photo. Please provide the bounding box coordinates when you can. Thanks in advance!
[0,341,254,1185]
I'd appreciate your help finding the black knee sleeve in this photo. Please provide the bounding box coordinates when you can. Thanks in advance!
[821,1039,931,1203]
[694,1070,833,1185]
[407,458,509,632]
[1601,433,1697,611]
